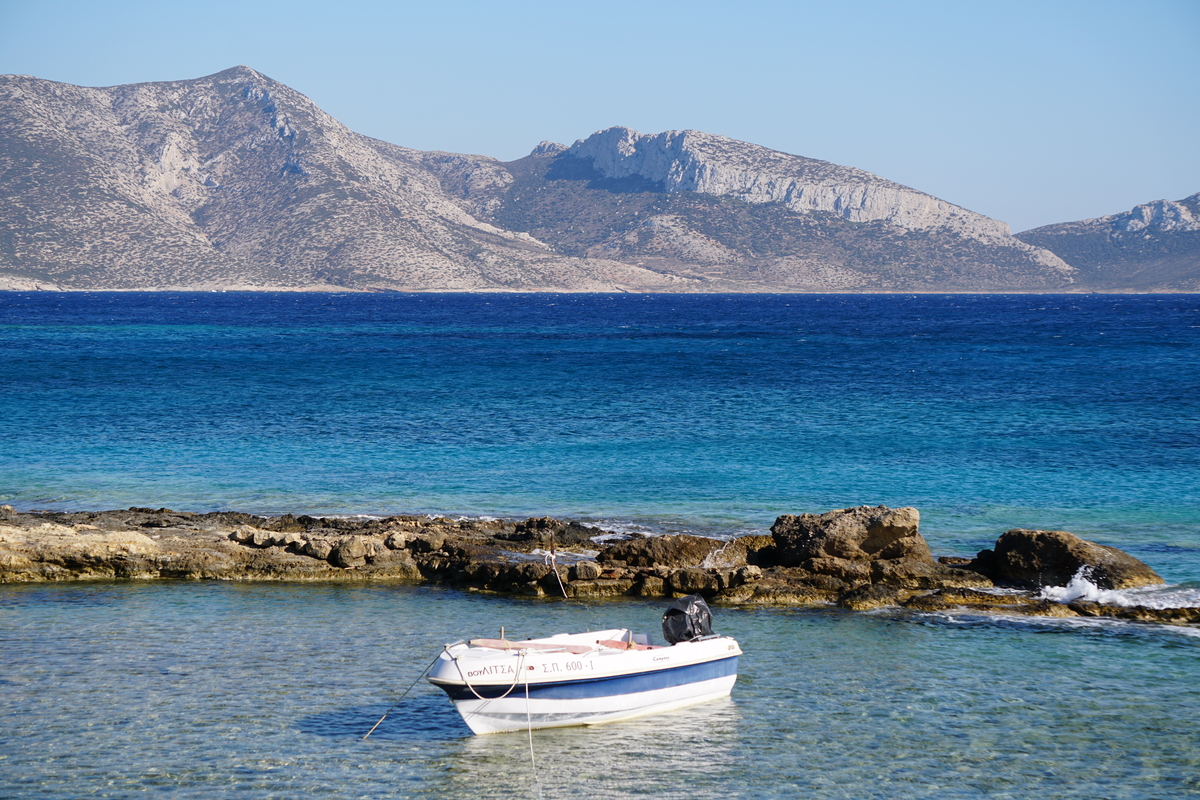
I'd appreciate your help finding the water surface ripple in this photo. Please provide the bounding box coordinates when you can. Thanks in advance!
[2,583,1199,799]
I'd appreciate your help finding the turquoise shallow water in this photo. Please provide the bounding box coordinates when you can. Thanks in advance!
[1,292,1199,797]
[2,582,1199,799]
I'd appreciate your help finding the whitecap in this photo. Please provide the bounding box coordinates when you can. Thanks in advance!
[1039,567,1200,609]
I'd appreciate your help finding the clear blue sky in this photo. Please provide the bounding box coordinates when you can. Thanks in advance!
[1,0,1196,232]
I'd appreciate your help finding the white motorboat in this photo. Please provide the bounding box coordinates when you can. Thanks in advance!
[426,596,741,734]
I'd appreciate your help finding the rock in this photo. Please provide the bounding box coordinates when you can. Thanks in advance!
[869,558,992,590]
[384,532,411,549]
[330,536,372,568]
[368,547,419,569]
[636,575,666,597]
[408,532,446,553]
[974,529,1164,590]
[249,530,275,548]
[228,526,257,544]
[279,531,305,548]
[599,534,724,568]
[838,584,906,611]
[799,556,872,584]
[301,537,336,560]
[667,567,722,597]
[0,505,16,522]
[902,589,1078,618]
[1068,602,1200,626]
[732,565,762,585]
[699,535,775,569]
[266,514,309,533]
[567,127,1018,242]
[716,579,837,606]
[0,546,33,570]
[1024,600,1079,618]
[511,517,606,548]
[570,561,603,581]
[771,506,928,567]
[911,587,1036,610]
[737,535,777,565]
[567,579,634,598]
[1,505,1190,633]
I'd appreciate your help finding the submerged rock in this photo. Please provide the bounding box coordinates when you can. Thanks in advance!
[1068,601,1200,625]
[838,584,908,611]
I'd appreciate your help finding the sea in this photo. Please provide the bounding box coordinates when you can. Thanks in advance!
[1,292,1198,799]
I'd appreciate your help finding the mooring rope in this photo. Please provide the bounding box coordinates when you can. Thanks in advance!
[362,650,444,740]
[454,648,527,702]
[525,674,544,800]
[542,532,569,599]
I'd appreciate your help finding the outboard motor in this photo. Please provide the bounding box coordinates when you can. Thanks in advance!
[661,594,715,644]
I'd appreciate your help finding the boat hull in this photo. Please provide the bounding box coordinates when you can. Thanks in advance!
[427,631,741,734]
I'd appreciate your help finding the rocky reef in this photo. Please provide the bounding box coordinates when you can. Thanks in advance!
[0,503,1192,627]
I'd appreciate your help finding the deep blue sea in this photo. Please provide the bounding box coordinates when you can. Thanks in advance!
[2,292,1199,798]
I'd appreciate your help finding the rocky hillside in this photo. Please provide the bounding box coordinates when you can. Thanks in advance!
[0,66,1090,292]
[0,67,677,292]
[1016,194,1200,291]
[423,133,1075,291]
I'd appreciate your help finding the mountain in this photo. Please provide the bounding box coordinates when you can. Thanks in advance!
[1016,195,1200,291]
[0,67,675,292]
[423,128,1075,291]
[0,66,1078,292]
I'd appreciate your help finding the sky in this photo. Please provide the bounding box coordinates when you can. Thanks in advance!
[1,0,1196,232]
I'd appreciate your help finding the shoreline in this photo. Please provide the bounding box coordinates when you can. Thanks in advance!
[2,504,1197,628]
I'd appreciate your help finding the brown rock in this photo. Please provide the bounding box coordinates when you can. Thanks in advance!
[667,567,722,597]
[567,579,634,598]
[800,556,872,584]
[408,532,447,553]
[723,580,837,606]
[1068,601,1200,625]
[301,537,335,560]
[510,517,606,547]
[976,529,1163,590]
[735,534,776,562]
[733,565,763,584]
[838,584,906,611]
[364,549,422,580]
[771,506,928,567]
[635,575,666,597]
[869,558,992,590]
[599,534,724,568]
[329,536,371,568]
[571,561,603,581]
[1024,600,1079,618]
[384,532,411,549]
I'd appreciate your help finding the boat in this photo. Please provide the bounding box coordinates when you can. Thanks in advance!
[426,595,741,734]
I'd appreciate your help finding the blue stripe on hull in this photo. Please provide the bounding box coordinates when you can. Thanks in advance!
[433,655,738,701]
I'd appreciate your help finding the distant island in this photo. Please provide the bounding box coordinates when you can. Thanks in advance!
[1,66,1196,292]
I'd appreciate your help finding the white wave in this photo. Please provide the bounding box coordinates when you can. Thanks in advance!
[1039,567,1200,609]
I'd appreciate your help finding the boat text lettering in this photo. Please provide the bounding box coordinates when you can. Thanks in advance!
[466,665,515,678]
[540,660,594,674]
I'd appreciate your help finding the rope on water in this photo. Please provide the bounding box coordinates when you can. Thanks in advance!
[362,650,443,740]
[526,674,544,800]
